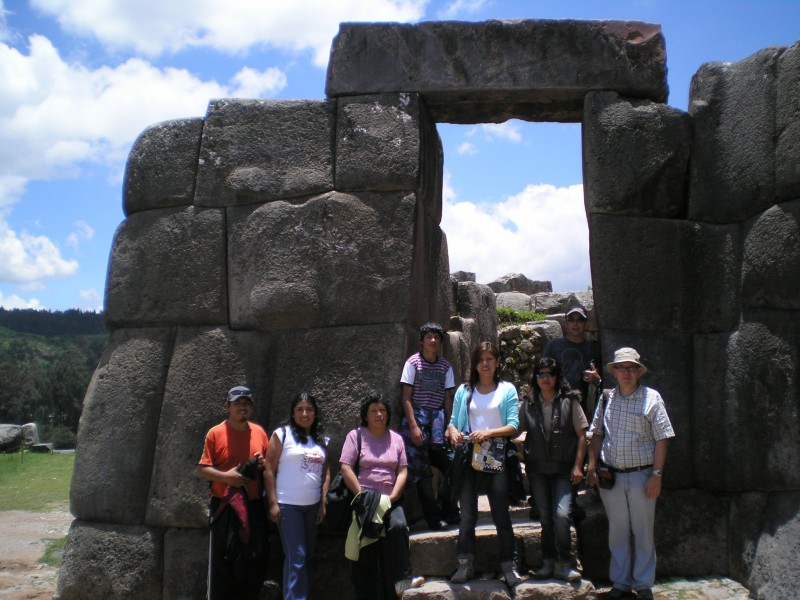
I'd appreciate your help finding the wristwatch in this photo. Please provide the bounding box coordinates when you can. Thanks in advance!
[652,469,663,477]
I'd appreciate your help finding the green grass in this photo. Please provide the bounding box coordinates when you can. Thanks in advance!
[0,451,74,511]
[497,306,547,326]
[41,536,68,567]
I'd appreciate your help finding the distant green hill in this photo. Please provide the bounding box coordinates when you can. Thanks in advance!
[0,309,108,447]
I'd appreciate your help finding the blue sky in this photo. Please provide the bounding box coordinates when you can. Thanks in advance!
[1,0,798,311]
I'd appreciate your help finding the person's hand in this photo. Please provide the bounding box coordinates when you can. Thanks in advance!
[470,430,490,444]
[223,467,248,488]
[268,503,281,524]
[570,465,583,485]
[583,365,601,385]
[410,423,424,447]
[252,452,264,467]
[316,502,326,524]
[586,468,598,489]
[449,428,465,444]
[645,474,662,499]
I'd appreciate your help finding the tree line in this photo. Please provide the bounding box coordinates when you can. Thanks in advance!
[0,309,108,443]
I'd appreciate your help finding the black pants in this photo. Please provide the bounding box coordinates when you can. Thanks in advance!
[350,504,411,600]
[417,445,460,526]
[207,497,269,600]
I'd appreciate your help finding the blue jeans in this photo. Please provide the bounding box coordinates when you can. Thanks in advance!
[457,467,515,562]
[598,469,657,592]
[529,471,573,563]
[278,502,319,600]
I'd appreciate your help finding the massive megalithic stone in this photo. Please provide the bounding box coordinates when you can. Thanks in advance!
[326,20,667,123]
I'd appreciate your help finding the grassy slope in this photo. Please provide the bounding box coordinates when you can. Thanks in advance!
[0,451,74,511]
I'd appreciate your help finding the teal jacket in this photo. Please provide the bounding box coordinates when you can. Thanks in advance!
[449,381,519,433]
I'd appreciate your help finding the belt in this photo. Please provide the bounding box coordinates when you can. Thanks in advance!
[609,464,652,474]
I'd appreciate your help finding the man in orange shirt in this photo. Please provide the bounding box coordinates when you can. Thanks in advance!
[198,385,270,600]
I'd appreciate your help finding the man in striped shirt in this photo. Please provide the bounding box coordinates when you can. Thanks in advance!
[400,322,459,530]
[587,347,675,600]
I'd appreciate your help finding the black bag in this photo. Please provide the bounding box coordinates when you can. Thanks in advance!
[597,462,615,489]
[325,428,361,532]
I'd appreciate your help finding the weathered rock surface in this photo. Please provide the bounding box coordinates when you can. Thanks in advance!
[496,291,533,311]
[747,492,800,600]
[513,580,597,599]
[195,99,335,207]
[403,579,512,600]
[104,206,227,328]
[453,281,497,346]
[488,273,551,295]
[123,118,203,215]
[70,328,173,524]
[688,48,781,223]
[583,91,691,218]
[327,20,667,123]
[776,41,800,202]
[0,423,38,451]
[55,521,163,600]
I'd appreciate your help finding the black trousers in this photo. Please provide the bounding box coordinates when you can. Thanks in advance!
[207,497,269,600]
[417,445,460,525]
[350,504,411,600]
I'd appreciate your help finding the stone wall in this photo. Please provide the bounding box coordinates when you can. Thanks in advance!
[57,19,800,600]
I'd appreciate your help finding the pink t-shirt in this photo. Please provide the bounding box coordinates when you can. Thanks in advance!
[340,427,407,496]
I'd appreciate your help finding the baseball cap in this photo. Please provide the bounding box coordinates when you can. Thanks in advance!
[227,385,253,403]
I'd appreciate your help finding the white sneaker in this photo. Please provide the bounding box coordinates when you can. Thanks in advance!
[395,576,425,597]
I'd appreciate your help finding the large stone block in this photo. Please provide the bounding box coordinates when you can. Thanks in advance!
[654,489,730,577]
[776,42,800,202]
[267,323,407,469]
[688,48,780,223]
[162,528,208,600]
[748,492,800,600]
[195,99,334,207]
[454,281,497,346]
[123,118,203,216]
[55,521,163,600]
[495,292,532,312]
[583,91,691,218]
[335,93,431,192]
[600,329,694,489]
[741,200,800,310]
[408,210,452,330]
[447,320,479,385]
[487,273,551,295]
[728,492,768,582]
[104,206,227,328]
[71,328,173,524]
[693,313,800,491]
[326,20,667,124]
[228,191,417,331]
[404,579,512,600]
[145,327,273,528]
[591,215,740,334]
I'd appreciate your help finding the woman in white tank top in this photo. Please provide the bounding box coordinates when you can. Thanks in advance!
[265,392,330,600]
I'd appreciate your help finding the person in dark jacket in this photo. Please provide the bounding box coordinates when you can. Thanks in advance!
[522,357,588,581]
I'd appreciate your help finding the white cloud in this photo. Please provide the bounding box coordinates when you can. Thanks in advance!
[0,218,78,282]
[230,66,288,98]
[79,288,103,311]
[66,220,94,249]
[0,291,42,309]
[457,141,477,155]
[480,122,522,143]
[442,183,591,292]
[31,0,428,67]
[437,0,487,19]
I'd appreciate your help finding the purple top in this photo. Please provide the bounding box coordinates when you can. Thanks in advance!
[340,427,407,496]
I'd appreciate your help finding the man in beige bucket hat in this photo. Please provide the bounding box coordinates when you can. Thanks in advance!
[586,348,675,600]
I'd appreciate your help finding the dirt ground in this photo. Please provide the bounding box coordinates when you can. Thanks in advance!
[0,509,72,600]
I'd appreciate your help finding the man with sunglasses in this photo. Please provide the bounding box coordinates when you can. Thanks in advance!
[542,305,601,414]
[586,348,675,600]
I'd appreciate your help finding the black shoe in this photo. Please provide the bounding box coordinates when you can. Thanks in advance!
[427,519,449,531]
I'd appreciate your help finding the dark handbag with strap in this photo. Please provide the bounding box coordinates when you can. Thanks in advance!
[595,390,615,490]
[325,428,361,532]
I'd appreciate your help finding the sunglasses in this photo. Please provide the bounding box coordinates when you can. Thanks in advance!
[535,371,555,379]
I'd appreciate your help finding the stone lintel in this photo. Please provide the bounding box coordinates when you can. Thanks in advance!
[326,19,667,123]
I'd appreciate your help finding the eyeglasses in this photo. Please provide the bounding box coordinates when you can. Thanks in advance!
[565,317,586,323]
[614,365,641,373]
[535,371,555,379]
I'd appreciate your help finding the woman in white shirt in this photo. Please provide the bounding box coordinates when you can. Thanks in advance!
[447,341,522,587]
[265,392,330,600]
